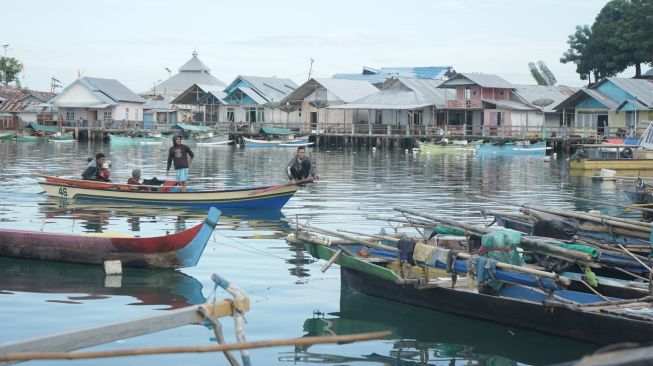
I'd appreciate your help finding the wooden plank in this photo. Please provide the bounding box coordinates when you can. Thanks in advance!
[0,299,248,360]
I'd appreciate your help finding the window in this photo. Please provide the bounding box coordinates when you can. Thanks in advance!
[413,110,423,125]
[65,109,75,121]
[125,108,129,120]
[256,107,264,122]
[103,111,112,120]
[375,110,383,124]
[297,107,302,122]
[227,108,235,122]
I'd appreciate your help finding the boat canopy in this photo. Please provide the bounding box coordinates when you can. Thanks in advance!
[26,122,59,133]
[172,123,213,132]
[260,126,293,135]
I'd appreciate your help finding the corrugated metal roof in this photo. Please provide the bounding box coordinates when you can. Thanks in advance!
[149,72,226,98]
[584,89,620,109]
[224,76,297,104]
[482,99,534,111]
[179,51,211,72]
[513,85,579,112]
[606,78,653,107]
[330,78,448,110]
[281,78,377,104]
[644,68,653,77]
[238,86,268,105]
[440,73,514,89]
[82,77,144,103]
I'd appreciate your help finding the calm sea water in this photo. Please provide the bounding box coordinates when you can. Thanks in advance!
[0,140,632,366]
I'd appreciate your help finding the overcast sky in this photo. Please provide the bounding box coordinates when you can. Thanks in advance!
[3,0,624,92]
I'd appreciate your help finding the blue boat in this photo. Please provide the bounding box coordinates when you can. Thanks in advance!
[476,141,550,157]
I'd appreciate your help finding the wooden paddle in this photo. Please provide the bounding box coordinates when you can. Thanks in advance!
[247,178,314,196]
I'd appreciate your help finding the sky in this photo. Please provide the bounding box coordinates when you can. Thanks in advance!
[2,0,629,93]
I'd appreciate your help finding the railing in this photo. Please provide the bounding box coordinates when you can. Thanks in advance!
[445,100,482,109]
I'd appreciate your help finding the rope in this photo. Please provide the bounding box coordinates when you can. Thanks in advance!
[214,234,289,261]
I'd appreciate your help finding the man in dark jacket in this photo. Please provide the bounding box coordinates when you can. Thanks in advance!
[286,146,319,182]
[166,135,194,192]
[81,153,109,181]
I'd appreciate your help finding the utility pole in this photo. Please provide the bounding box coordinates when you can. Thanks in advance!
[50,77,61,94]
[308,57,314,80]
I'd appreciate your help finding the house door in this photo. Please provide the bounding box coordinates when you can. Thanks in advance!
[88,110,97,128]
[310,112,318,132]
[597,115,608,136]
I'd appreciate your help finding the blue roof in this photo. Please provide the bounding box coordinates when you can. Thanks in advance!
[334,66,452,84]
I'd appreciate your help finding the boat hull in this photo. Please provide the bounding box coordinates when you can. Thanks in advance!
[476,141,549,157]
[570,158,653,170]
[109,133,162,144]
[418,141,475,153]
[305,243,652,346]
[243,136,311,148]
[0,207,219,268]
[39,181,297,210]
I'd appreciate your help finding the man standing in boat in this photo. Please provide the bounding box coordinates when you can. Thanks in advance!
[287,146,319,183]
[166,135,194,192]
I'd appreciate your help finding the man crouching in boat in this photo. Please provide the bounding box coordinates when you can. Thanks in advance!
[287,146,319,184]
[166,135,194,192]
[81,153,110,182]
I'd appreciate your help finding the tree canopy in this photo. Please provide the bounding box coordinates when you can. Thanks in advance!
[529,61,557,86]
[560,0,653,84]
[0,57,22,87]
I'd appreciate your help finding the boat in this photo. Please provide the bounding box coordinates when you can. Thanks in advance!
[108,133,163,145]
[569,144,653,171]
[39,176,299,210]
[243,126,312,147]
[297,237,653,346]
[196,139,232,146]
[15,134,47,142]
[0,256,206,309]
[243,136,312,148]
[418,139,477,153]
[47,133,75,143]
[0,132,15,141]
[0,207,219,268]
[475,141,550,157]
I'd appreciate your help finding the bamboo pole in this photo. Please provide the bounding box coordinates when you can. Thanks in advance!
[572,196,653,214]
[475,195,653,231]
[0,331,391,362]
[394,207,593,262]
[321,249,342,272]
[281,218,398,252]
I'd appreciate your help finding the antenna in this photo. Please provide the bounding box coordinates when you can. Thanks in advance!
[308,57,314,80]
[50,77,61,94]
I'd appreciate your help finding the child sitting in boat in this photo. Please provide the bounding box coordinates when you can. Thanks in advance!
[127,168,142,185]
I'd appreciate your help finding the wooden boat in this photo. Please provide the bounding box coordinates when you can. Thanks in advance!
[108,133,163,145]
[48,133,75,143]
[569,144,653,170]
[243,136,312,148]
[196,139,232,146]
[15,134,47,142]
[0,207,219,268]
[418,140,477,153]
[39,176,298,210]
[476,141,550,157]
[0,132,15,141]
[0,256,206,309]
[300,240,653,346]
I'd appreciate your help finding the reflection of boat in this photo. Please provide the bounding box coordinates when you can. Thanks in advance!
[291,286,596,365]
[0,257,205,309]
[302,241,653,346]
[40,175,298,210]
[48,133,75,143]
[476,141,550,157]
[0,207,219,268]
[108,133,163,145]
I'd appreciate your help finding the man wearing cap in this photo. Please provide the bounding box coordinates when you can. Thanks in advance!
[166,135,194,192]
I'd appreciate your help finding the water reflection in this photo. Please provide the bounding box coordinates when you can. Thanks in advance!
[0,257,205,309]
[280,287,597,366]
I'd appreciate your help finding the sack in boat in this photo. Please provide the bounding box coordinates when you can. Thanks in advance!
[143,177,164,186]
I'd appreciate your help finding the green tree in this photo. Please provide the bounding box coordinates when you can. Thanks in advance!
[560,25,595,84]
[0,57,22,87]
[529,61,557,86]
[613,0,653,77]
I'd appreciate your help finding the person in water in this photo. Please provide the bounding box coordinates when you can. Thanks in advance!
[166,135,194,192]
[286,146,319,183]
[81,153,110,182]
